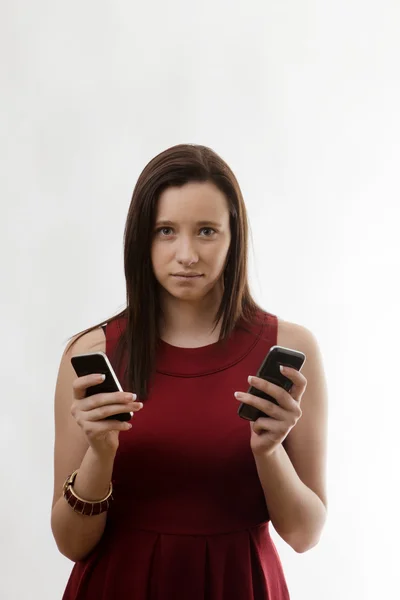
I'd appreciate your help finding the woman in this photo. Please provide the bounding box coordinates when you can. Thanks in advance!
[51,143,328,599]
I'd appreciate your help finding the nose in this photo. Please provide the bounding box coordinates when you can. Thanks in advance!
[175,236,199,267]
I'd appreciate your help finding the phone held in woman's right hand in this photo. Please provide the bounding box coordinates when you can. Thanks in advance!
[71,351,133,422]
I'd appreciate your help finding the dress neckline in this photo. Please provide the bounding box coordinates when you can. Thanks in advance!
[155,311,268,377]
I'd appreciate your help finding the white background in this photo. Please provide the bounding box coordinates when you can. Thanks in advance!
[1,1,399,598]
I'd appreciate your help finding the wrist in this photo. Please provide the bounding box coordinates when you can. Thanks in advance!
[72,446,116,503]
[63,469,113,515]
[88,443,118,464]
[253,442,284,462]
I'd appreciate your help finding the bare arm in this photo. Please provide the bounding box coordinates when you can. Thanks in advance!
[253,325,328,552]
[254,444,327,553]
[50,328,139,562]
[51,447,116,562]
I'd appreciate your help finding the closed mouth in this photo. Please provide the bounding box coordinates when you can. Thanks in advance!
[172,274,203,278]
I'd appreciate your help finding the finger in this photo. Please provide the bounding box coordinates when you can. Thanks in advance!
[280,366,307,402]
[84,403,138,422]
[83,419,133,437]
[73,373,107,400]
[76,400,143,423]
[252,416,286,437]
[235,392,288,421]
[248,376,292,409]
[80,391,137,412]
[280,365,307,387]
[247,376,298,411]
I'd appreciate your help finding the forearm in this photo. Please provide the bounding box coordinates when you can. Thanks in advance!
[254,444,327,553]
[51,446,116,562]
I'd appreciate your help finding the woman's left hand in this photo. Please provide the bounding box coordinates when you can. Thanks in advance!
[235,366,308,457]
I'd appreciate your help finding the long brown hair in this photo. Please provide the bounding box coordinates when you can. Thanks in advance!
[65,143,262,398]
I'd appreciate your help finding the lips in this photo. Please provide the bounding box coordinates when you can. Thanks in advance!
[172,273,203,278]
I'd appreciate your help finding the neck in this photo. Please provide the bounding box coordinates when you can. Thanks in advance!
[158,286,223,346]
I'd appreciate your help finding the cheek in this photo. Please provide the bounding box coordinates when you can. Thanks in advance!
[150,244,162,274]
[206,245,230,278]
[151,242,173,279]
[214,239,231,266]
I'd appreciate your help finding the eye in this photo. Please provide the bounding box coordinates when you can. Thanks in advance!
[156,227,174,236]
[199,227,216,237]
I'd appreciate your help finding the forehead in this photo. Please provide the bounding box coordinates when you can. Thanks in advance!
[156,182,229,222]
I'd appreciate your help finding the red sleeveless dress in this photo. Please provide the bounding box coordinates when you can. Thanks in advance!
[62,310,290,599]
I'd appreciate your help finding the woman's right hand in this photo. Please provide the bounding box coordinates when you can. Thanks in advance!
[71,373,143,456]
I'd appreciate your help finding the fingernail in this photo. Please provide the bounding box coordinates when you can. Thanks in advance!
[138,402,144,408]
[234,392,243,400]
[248,376,253,384]
[280,365,285,373]
[131,393,137,400]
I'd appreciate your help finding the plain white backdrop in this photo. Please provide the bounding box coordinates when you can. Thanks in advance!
[1,1,399,598]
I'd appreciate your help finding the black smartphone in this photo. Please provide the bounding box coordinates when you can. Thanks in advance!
[237,345,306,421]
[70,351,132,422]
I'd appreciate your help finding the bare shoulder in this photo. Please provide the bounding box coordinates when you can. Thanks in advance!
[277,316,328,405]
[66,325,106,358]
[277,317,318,352]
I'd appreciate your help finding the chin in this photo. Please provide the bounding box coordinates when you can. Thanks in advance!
[158,276,219,301]
[172,290,203,301]
[160,283,204,301]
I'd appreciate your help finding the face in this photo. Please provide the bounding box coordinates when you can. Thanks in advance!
[151,181,231,303]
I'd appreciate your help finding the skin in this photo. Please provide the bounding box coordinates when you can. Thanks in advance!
[151,181,231,346]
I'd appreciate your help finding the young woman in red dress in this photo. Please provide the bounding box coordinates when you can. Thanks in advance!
[51,143,328,599]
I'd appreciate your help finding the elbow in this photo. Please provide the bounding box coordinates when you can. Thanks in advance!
[276,522,325,554]
[50,514,90,563]
[290,534,321,554]
[56,545,80,563]
[51,527,80,563]
[282,524,325,553]
[284,504,327,553]
[52,536,91,563]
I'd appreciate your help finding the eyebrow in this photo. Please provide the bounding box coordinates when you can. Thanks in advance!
[155,220,223,228]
